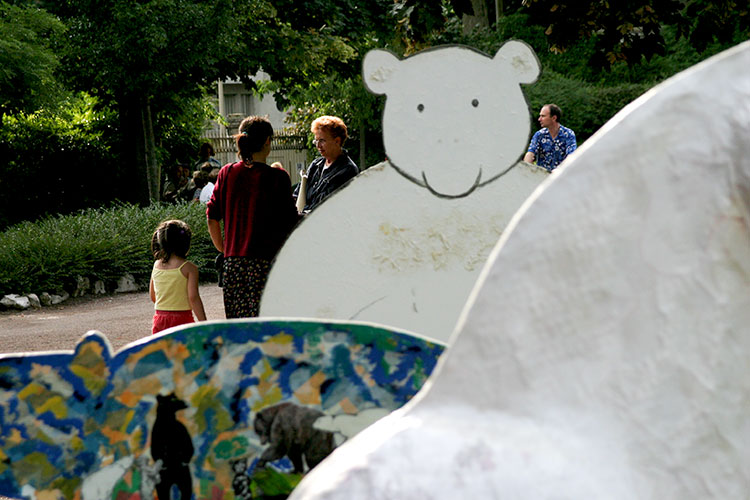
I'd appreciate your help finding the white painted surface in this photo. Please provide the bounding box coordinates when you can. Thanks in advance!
[314,408,391,446]
[81,456,134,500]
[260,42,548,342]
[290,40,750,499]
[252,71,289,130]
[262,160,546,341]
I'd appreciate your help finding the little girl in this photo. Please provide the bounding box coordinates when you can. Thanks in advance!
[149,219,207,334]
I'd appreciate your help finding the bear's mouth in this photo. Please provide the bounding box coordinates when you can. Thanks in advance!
[389,161,518,199]
[421,170,482,198]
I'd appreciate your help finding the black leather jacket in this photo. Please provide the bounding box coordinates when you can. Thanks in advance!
[294,150,359,212]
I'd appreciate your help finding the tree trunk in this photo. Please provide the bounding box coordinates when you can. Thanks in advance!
[119,96,150,206]
[141,103,160,202]
[462,0,490,34]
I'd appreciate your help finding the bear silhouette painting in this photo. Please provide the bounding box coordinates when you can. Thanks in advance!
[0,323,442,500]
[151,393,194,499]
[260,41,550,343]
[254,402,336,474]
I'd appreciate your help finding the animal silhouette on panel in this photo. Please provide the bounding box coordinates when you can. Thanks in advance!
[151,393,194,499]
[260,41,549,342]
[254,402,336,474]
[0,323,443,500]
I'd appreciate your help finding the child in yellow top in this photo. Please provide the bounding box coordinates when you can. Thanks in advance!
[149,219,207,334]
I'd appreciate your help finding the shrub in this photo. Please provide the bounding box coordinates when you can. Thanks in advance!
[0,202,218,296]
[0,93,124,230]
[524,70,650,143]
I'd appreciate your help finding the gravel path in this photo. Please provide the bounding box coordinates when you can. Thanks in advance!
[0,283,225,354]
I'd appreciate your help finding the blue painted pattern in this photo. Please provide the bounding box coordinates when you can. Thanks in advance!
[0,320,444,499]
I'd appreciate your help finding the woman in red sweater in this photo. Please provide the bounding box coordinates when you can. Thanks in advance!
[206,116,299,318]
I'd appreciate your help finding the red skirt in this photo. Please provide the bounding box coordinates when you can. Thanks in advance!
[152,310,194,334]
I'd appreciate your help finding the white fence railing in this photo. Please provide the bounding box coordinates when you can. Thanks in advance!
[201,131,309,186]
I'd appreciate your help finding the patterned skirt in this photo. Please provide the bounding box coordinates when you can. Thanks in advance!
[222,256,272,318]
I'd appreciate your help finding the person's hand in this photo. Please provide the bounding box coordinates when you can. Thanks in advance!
[299,165,308,179]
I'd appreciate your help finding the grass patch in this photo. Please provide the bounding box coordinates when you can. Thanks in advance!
[0,202,218,296]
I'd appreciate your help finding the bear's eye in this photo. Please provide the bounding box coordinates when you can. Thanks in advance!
[417,104,424,112]
[472,99,479,107]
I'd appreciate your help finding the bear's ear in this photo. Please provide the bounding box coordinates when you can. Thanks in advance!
[362,49,401,95]
[493,40,541,84]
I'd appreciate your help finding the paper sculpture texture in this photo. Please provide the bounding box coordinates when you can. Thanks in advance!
[260,41,549,343]
[289,41,750,499]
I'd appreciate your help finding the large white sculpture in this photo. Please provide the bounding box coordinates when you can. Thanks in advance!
[260,42,549,343]
[290,41,750,499]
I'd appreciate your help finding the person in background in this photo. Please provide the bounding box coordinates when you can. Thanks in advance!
[194,142,222,170]
[192,170,210,203]
[271,161,289,175]
[293,116,359,213]
[177,163,198,201]
[523,103,577,172]
[162,164,189,202]
[149,219,206,334]
[198,162,217,204]
[206,116,299,318]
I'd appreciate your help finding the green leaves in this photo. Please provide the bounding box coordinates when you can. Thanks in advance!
[0,92,119,228]
[680,0,750,52]
[0,3,65,118]
[522,0,749,68]
[0,202,218,296]
[250,467,302,498]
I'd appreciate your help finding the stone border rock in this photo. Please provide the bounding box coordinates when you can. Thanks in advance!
[0,273,138,312]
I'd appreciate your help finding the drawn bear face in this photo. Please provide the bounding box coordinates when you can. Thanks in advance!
[363,41,540,198]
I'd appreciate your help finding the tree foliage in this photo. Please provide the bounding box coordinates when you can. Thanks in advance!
[521,0,750,67]
[285,74,385,167]
[391,0,447,53]
[0,2,64,121]
[0,92,120,229]
[278,0,399,167]
[3,0,749,210]
[47,0,360,203]
[678,0,750,51]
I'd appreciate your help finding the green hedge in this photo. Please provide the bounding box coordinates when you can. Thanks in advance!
[0,202,218,296]
[0,94,126,230]
[524,70,651,143]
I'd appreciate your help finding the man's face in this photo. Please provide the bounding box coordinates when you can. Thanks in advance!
[538,106,555,129]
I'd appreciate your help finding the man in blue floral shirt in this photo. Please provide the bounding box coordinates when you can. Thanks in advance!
[523,104,577,171]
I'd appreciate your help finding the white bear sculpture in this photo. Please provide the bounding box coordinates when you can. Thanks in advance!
[289,40,750,499]
[260,41,549,342]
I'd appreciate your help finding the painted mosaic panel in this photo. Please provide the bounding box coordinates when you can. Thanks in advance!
[0,319,444,499]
